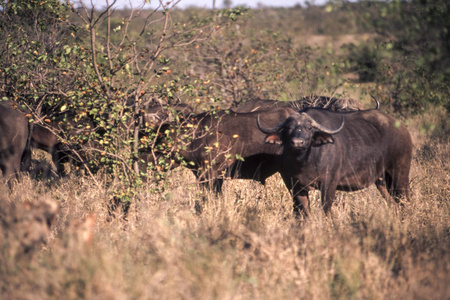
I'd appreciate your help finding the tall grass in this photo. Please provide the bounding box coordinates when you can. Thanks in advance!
[0,109,449,299]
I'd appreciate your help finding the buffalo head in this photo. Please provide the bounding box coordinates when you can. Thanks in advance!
[257,112,344,152]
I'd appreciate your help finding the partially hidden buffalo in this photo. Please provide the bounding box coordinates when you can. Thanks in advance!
[30,124,70,176]
[26,102,198,177]
[258,107,413,216]
[0,102,31,182]
[148,107,296,192]
[0,100,72,177]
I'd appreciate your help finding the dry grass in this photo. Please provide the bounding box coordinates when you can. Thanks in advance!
[1,109,449,300]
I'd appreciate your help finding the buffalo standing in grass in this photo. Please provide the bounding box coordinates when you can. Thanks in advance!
[150,107,296,192]
[147,97,370,192]
[0,102,31,182]
[258,107,412,216]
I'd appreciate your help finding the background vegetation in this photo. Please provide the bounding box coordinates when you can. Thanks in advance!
[0,0,449,299]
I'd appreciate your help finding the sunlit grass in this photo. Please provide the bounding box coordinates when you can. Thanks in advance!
[1,109,449,299]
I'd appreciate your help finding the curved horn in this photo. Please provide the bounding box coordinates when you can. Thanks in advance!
[300,113,345,134]
[370,95,380,110]
[257,114,288,134]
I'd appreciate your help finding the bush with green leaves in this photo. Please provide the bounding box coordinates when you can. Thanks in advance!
[0,0,251,202]
[336,0,450,113]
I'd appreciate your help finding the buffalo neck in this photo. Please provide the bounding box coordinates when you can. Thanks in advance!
[285,146,312,166]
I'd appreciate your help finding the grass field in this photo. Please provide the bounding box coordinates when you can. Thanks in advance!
[0,103,448,300]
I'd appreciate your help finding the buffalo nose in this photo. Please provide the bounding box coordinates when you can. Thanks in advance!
[291,138,305,148]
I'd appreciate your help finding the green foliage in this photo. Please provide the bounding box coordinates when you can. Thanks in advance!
[0,1,244,195]
[167,9,337,108]
[335,0,450,113]
[0,0,73,106]
[2,0,70,30]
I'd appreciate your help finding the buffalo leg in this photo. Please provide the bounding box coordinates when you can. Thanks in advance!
[293,189,310,217]
[321,184,337,215]
[1,156,21,185]
[20,147,32,173]
[375,174,396,204]
[52,152,66,176]
[0,162,13,181]
[390,167,411,203]
[281,174,310,216]
[390,145,412,203]
[212,178,224,194]
[376,171,410,205]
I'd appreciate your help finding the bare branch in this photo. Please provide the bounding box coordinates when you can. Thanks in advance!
[106,0,114,72]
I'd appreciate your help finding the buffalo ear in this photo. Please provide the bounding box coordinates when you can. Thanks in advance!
[264,134,282,145]
[312,133,334,146]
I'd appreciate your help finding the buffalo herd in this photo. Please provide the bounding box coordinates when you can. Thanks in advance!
[0,95,412,216]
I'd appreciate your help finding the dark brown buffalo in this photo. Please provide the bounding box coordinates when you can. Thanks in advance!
[30,124,70,176]
[151,107,296,192]
[232,96,368,113]
[0,100,71,177]
[0,102,31,181]
[258,107,413,216]
[30,117,104,177]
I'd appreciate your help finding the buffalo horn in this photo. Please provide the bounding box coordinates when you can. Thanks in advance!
[370,95,380,110]
[301,113,345,134]
[257,115,288,134]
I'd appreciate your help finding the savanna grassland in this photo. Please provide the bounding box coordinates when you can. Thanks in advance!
[1,1,449,299]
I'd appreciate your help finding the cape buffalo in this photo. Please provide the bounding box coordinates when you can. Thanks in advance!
[150,107,296,192]
[0,100,71,177]
[0,102,31,182]
[30,124,70,176]
[258,107,412,216]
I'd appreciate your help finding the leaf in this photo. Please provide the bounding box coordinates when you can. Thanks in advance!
[235,154,244,161]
